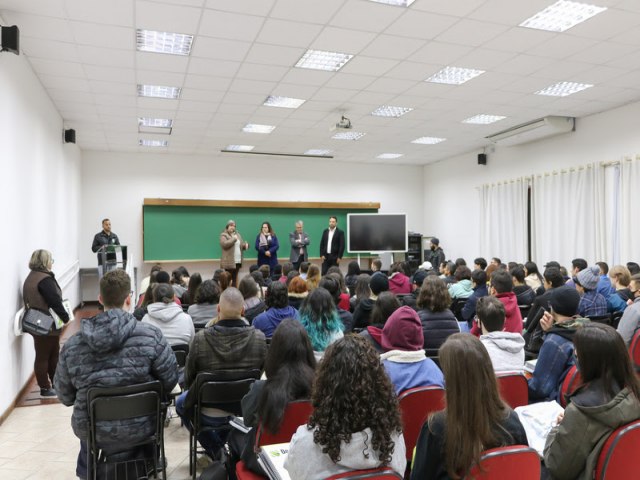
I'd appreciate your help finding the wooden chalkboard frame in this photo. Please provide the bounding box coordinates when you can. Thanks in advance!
[142,198,380,262]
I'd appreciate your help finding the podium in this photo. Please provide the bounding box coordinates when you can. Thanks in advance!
[98,245,127,279]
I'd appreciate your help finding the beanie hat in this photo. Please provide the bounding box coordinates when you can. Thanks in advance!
[419,261,432,271]
[431,237,440,246]
[550,286,581,317]
[576,265,600,291]
[381,306,424,352]
[413,270,428,287]
[370,272,389,295]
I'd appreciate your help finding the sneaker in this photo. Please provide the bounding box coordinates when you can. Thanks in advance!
[40,388,57,397]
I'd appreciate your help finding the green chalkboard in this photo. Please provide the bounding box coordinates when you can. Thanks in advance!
[143,200,378,262]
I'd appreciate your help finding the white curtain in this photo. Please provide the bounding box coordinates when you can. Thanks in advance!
[531,163,606,268]
[479,177,529,263]
[619,156,640,263]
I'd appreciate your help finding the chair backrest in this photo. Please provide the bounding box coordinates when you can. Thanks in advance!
[325,467,403,479]
[610,311,624,329]
[398,386,445,461]
[594,419,640,479]
[195,370,261,417]
[630,330,640,372]
[451,297,467,321]
[171,343,189,368]
[588,314,612,326]
[496,372,528,408]
[559,365,583,408]
[256,400,313,447]
[466,445,540,480]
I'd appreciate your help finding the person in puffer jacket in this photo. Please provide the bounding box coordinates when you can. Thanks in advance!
[142,283,195,346]
[55,269,178,479]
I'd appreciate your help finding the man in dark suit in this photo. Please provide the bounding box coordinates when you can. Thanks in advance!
[320,216,345,275]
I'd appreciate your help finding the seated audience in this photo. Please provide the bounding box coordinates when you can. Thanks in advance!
[371,258,382,273]
[448,265,473,299]
[176,288,267,459]
[528,286,589,402]
[544,323,640,479]
[617,273,640,346]
[287,275,308,310]
[401,269,428,311]
[473,257,487,271]
[218,270,232,292]
[253,281,299,338]
[250,270,267,299]
[181,272,202,306]
[352,272,389,330]
[271,264,283,283]
[416,276,460,358]
[239,275,266,323]
[133,280,156,321]
[327,266,351,310]
[231,319,316,475]
[299,288,344,360]
[305,264,321,291]
[360,291,401,353]
[171,266,190,299]
[595,261,615,297]
[523,267,565,355]
[471,270,523,337]
[345,260,361,296]
[139,263,162,298]
[524,261,544,294]
[477,297,525,373]
[566,258,588,288]
[349,273,371,312]
[607,264,632,312]
[280,262,294,283]
[142,283,195,346]
[187,279,221,327]
[381,306,444,394]
[511,266,536,307]
[442,261,456,285]
[627,261,640,275]
[285,335,406,479]
[299,261,310,280]
[319,274,353,332]
[411,334,527,480]
[388,262,411,295]
[461,269,488,324]
[259,264,272,287]
[575,266,608,318]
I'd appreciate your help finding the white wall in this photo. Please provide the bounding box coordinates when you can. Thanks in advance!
[0,44,81,414]
[80,151,424,286]
[423,100,640,266]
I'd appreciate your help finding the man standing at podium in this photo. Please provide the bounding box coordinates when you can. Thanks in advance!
[92,218,120,254]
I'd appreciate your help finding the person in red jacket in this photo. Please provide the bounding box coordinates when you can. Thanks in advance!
[470,269,523,337]
[388,262,411,295]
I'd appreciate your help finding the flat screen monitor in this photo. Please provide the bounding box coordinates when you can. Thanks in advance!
[347,213,407,253]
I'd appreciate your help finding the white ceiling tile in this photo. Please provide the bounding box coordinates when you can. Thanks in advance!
[436,19,509,47]
[340,56,398,77]
[567,8,640,41]
[385,61,435,81]
[50,90,94,104]
[136,1,202,33]
[29,58,85,78]
[364,77,416,95]
[175,110,214,121]
[64,0,133,26]
[39,74,91,92]
[270,0,345,25]
[324,73,376,90]
[84,65,136,83]
[408,41,472,65]
[187,58,240,77]
[180,88,225,102]
[153,0,206,7]
[530,60,593,81]
[483,27,555,54]
[137,97,180,110]
[183,73,233,91]
[269,83,319,99]
[136,52,189,73]
[77,46,135,68]
[236,63,288,82]
[97,105,137,117]
[329,1,403,33]
[360,35,425,60]
[228,78,278,95]
[455,48,515,70]
[467,0,549,25]
[610,26,640,46]
[191,36,252,61]
[1,12,74,42]
[607,70,640,89]
[607,49,640,69]
[0,0,66,18]
[178,99,218,112]
[199,9,265,42]
[311,87,358,103]
[70,22,134,49]
[494,54,555,76]
[244,43,305,67]
[136,70,185,86]
[204,0,275,16]
[278,68,334,87]
[94,94,137,107]
[256,19,323,48]
[222,92,267,106]
[20,37,81,62]
[385,11,459,40]
[525,35,599,60]
[567,41,637,65]
[311,27,378,55]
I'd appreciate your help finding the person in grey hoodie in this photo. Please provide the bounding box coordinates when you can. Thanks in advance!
[55,269,178,479]
[285,335,406,479]
[477,296,525,373]
[142,283,195,346]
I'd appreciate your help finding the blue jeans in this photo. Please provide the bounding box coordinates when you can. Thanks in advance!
[175,391,230,458]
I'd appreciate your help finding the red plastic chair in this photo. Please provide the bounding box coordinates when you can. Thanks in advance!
[559,365,583,408]
[398,386,445,462]
[235,400,313,480]
[630,330,640,373]
[467,445,540,479]
[594,419,640,479]
[496,372,528,408]
[326,466,403,479]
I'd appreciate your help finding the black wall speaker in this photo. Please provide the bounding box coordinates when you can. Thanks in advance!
[478,153,487,165]
[0,26,20,55]
[64,129,76,144]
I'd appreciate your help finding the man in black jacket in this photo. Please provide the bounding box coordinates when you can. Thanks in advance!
[92,218,121,272]
[319,216,345,275]
[55,269,178,479]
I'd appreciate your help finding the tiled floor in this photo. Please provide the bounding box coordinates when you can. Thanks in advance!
[0,401,197,479]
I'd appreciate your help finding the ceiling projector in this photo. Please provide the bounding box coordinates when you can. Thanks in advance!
[330,115,352,131]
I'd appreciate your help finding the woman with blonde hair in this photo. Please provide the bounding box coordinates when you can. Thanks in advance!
[306,264,321,291]
[22,249,70,397]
